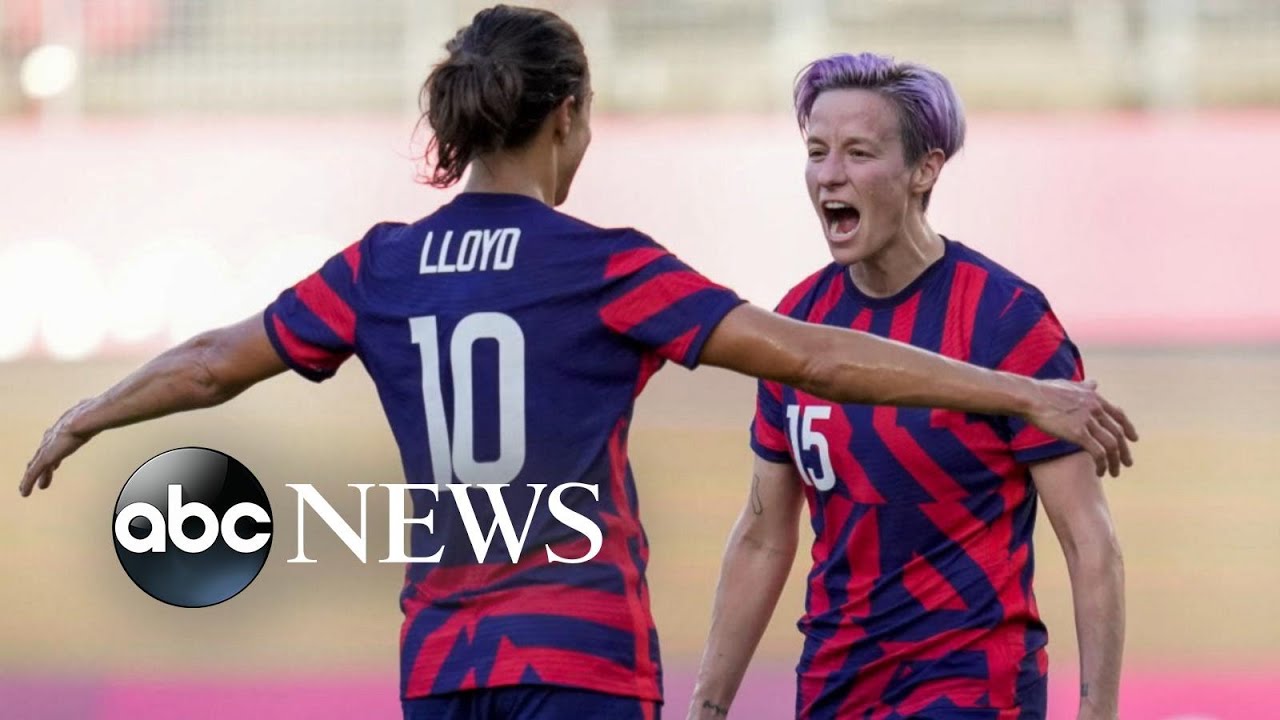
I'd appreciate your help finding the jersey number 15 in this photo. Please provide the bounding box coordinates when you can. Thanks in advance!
[786,404,836,491]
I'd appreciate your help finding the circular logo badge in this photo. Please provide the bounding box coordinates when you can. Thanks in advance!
[112,447,272,608]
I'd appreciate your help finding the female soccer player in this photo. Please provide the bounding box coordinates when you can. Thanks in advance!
[689,54,1126,720]
[20,10,1134,720]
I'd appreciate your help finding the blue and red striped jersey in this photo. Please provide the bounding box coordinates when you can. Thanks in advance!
[263,192,744,702]
[751,239,1082,719]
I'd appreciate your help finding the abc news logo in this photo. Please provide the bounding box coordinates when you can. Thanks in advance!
[113,448,273,608]
[113,448,603,607]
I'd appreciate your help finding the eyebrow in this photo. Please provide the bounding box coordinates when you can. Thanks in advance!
[807,135,878,148]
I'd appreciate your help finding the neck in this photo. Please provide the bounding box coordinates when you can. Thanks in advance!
[463,145,557,205]
[848,212,944,298]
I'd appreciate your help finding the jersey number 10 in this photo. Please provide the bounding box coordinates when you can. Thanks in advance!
[409,313,526,485]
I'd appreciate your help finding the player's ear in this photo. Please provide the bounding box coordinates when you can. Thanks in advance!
[551,96,576,144]
[910,148,946,199]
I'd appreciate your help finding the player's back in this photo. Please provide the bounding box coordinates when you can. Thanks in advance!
[358,193,655,556]
[265,191,743,701]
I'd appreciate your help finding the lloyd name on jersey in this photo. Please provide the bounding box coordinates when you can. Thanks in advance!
[419,227,521,274]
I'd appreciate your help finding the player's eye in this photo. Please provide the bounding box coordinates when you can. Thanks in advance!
[808,148,827,160]
[849,149,872,159]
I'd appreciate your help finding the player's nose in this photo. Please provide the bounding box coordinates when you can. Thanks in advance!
[815,154,849,189]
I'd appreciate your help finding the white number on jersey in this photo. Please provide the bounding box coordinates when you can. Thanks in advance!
[786,404,836,491]
[409,313,526,485]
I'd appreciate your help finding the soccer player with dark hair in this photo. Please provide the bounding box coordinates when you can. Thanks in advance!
[21,10,1134,720]
[689,53,1127,720]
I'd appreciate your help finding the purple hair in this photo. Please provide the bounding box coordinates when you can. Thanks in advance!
[794,53,965,208]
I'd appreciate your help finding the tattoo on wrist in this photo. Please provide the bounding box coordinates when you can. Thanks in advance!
[750,473,764,516]
[1081,682,1090,698]
[702,700,729,717]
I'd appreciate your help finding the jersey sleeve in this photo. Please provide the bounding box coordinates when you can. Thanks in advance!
[263,239,362,383]
[750,379,792,464]
[597,231,745,369]
[987,288,1086,464]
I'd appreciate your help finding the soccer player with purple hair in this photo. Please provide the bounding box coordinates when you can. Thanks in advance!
[690,54,1126,720]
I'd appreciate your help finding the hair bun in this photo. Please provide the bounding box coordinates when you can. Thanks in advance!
[419,5,588,188]
[454,50,497,71]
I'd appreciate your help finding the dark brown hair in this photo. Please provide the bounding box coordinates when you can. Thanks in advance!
[420,5,589,188]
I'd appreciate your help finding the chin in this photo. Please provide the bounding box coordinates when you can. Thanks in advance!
[826,237,870,267]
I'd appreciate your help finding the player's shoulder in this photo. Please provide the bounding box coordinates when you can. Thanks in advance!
[343,220,410,279]
[536,214,682,274]
[362,220,411,246]
[947,239,1053,313]
[774,263,844,317]
[545,210,660,252]
[544,205,629,237]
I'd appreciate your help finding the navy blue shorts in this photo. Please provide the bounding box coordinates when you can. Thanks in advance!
[402,686,660,720]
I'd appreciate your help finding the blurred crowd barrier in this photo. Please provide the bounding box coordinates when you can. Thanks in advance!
[0,113,1277,362]
[1,0,1279,117]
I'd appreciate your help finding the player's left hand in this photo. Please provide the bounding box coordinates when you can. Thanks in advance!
[1023,378,1138,478]
[19,399,95,497]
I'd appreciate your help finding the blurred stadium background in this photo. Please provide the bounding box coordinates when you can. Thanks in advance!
[1,1,1278,718]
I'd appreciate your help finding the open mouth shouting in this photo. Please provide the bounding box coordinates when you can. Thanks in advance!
[821,200,861,242]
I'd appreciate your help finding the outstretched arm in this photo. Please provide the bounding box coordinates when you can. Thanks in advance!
[1033,451,1125,720]
[688,456,804,719]
[699,304,1138,477]
[18,313,287,496]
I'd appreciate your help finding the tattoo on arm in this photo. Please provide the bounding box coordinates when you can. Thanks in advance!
[702,700,730,717]
[750,473,764,516]
[1081,682,1090,698]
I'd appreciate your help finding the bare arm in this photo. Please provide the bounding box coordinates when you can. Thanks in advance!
[700,304,1137,476]
[688,456,804,719]
[18,313,287,496]
[1033,451,1125,720]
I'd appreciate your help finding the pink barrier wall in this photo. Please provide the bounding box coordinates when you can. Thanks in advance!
[4,669,1277,719]
[1,113,1276,353]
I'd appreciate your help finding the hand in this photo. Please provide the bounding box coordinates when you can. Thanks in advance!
[1023,379,1138,477]
[19,399,96,497]
[1077,709,1119,720]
